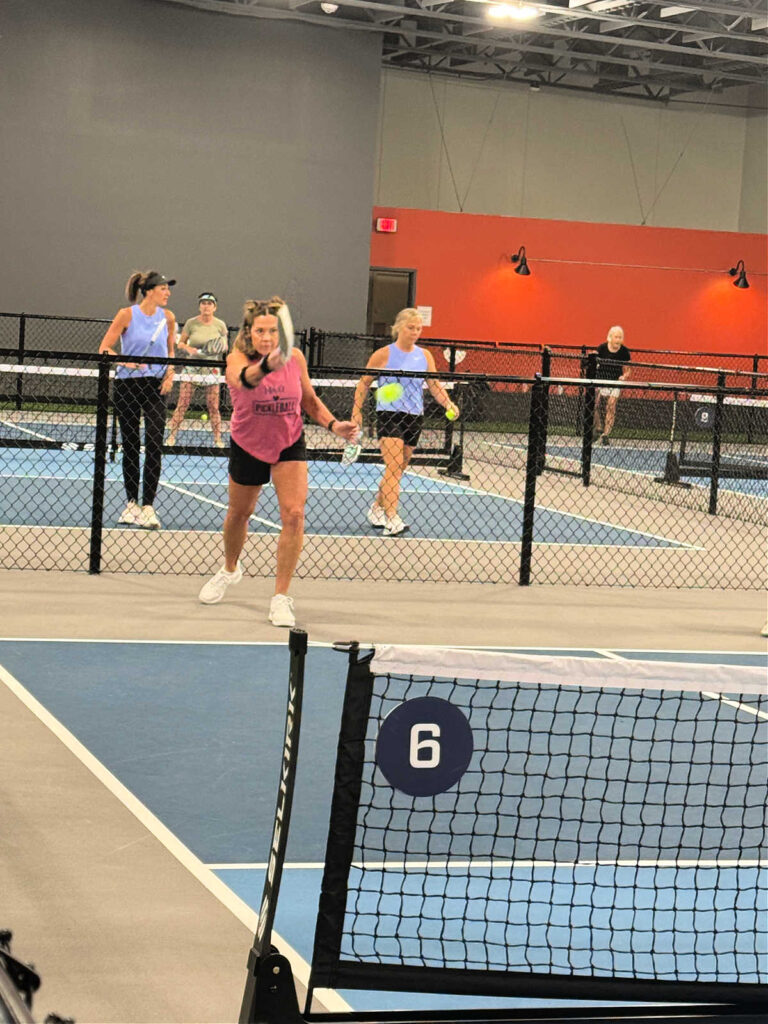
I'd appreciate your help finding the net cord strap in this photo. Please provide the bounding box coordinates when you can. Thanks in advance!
[369,647,767,699]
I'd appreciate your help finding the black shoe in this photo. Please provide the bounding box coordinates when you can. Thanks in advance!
[601,435,610,446]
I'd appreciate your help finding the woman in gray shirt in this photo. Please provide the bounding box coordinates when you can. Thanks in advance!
[167,291,228,447]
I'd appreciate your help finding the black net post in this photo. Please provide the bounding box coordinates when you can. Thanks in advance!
[308,642,375,996]
[581,352,597,486]
[88,355,111,574]
[239,628,307,1024]
[14,313,25,411]
[708,372,726,515]
[519,377,547,585]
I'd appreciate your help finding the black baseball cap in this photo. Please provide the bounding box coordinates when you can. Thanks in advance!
[142,273,176,291]
[198,292,217,303]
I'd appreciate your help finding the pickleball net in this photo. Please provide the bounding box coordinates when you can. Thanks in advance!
[242,636,766,1022]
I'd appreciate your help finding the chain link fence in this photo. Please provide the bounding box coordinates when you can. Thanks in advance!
[1,348,765,589]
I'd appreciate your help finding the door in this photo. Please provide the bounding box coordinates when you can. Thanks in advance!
[367,268,416,336]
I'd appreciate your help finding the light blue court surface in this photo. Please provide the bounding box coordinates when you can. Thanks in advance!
[490,438,768,501]
[2,449,688,547]
[1,641,765,1015]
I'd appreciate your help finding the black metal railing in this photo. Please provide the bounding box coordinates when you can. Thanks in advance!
[1,348,765,588]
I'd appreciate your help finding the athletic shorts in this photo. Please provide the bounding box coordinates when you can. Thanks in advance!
[229,434,306,486]
[376,411,423,448]
[598,387,621,399]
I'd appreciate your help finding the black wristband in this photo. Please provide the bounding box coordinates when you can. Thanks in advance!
[240,365,256,389]
[259,353,273,376]
[327,419,337,433]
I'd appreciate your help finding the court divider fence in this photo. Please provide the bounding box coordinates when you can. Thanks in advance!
[2,311,766,379]
[0,347,765,589]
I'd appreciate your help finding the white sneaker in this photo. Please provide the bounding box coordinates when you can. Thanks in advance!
[214,438,226,449]
[199,562,243,604]
[137,505,161,529]
[118,500,141,525]
[367,502,386,528]
[269,594,296,628]
[384,515,408,536]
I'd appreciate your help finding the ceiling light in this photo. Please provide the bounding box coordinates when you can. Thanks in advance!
[320,2,339,12]
[488,3,540,21]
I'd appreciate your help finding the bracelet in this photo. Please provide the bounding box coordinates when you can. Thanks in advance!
[327,419,337,433]
[240,365,256,389]
[259,353,273,376]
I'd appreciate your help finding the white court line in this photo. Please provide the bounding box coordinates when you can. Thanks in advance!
[600,650,768,720]
[158,480,281,530]
[2,466,700,549]
[593,649,627,662]
[208,858,767,871]
[1,640,760,661]
[702,691,768,721]
[0,663,351,1014]
[403,471,700,550]
[0,419,56,442]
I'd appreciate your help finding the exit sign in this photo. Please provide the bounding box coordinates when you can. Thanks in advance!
[375,217,398,233]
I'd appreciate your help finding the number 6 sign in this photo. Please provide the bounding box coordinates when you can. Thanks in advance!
[375,696,474,797]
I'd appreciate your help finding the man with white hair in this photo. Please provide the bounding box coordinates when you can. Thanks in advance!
[593,325,631,446]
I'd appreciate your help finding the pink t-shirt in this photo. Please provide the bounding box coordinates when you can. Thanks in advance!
[229,356,304,463]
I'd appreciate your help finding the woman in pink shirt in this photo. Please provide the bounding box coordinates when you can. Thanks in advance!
[198,297,357,627]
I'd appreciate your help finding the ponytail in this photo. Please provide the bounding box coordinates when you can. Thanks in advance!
[125,269,164,303]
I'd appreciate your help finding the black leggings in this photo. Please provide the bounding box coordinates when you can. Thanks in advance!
[113,377,166,506]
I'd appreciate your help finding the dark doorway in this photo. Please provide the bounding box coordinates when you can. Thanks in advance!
[367,268,416,335]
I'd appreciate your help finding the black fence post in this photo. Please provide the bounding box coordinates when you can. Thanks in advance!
[88,356,111,574]
[581,352,597,486]
[747,353,758,443]
[14,313,26,411]
[306,326,317,369]
[536,348,552,476]
[708,371,726,516]
[519,378,546,586]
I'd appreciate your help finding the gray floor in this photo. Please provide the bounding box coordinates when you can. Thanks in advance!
[1,570,766,1024]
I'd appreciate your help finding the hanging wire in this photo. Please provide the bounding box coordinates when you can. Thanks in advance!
[620,114,647,225]
[427,73,464,212]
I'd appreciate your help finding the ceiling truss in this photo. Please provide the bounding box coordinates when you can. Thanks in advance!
[159,0,768,105]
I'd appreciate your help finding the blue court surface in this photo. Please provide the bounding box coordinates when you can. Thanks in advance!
[0,640,764,1015]
[488,438,768,501]
[2,449,694,548]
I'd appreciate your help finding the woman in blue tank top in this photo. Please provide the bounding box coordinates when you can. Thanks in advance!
[351,308,459,536]
[98,270,177,529]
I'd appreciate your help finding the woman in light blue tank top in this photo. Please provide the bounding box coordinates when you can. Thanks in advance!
[351,308,459,536]
[99,270,177,529]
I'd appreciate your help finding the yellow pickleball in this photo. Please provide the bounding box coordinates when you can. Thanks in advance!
[378,382,404,405]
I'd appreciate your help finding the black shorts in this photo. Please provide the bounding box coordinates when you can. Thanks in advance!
[229,434,306,486]
[376,411,423,448]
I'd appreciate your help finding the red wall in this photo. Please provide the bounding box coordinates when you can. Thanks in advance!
[371,208,767,359]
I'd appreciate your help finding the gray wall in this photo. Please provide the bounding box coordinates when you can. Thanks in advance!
[740,110,768,234]
[0,0,382,330]
[375,70,767,233]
